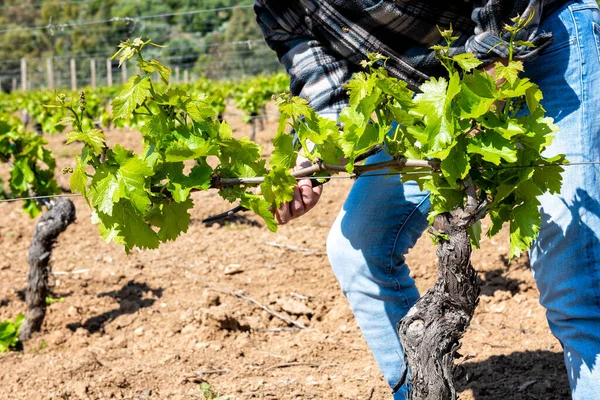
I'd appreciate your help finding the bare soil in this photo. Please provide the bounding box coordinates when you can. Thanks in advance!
[0,109,570,399]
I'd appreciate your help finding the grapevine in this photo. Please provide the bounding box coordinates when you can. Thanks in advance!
[59,25,564,397]
[65,28,563,258]
[232,73,290,139]
[0,110,76,344]
[0,112,60,217]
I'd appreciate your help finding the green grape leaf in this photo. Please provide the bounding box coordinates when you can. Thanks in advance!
[183,100,217,123]
[499,77,535,98]
[112,76,152,120]
[518,116,558,153]
[487,205,512,238]
[277,96,312,120]
[261,167,296,209]
[467,130,518,165]
[458,70,497,119]
[525,85,544,118]
[111,38,146,67]
[0,314,24,353]
[138,59,171,84]
[165,136,218,162]
[453,53,483,72]
[270,131,297,170]
[90,146,154,216]
[65,129,106,156]
[375,77,413,108]
[90,171,120,215]
[468,220,482,249]
[345,72,376,108]
[113,145,154,213]
[492,119,526,140]
[509,202,541,259]
[532,156,565,195]
[423,175,463,218]
[140,115,170,141]
[415,74,460,156]
[165,162,213,203]
[9,158,35,193]
[490,183,517,208]
[70,156,89,199]
[94,200,160,252]
[241,194,277,232]
[441,138,470,185]
[146,199,194,242]
[495,60,524,86]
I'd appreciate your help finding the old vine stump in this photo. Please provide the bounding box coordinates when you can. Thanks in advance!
[397,211,482,400]
[19,198,76,341]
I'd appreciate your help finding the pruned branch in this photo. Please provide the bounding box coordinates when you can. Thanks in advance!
[209,157,441,189]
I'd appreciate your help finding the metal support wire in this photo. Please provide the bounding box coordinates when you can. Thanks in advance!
[1,161,600,205]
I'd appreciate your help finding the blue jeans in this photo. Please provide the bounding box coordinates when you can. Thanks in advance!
[326,1,600,398]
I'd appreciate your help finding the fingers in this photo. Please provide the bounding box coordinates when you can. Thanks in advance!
[298,178,322,211]
[276,201,292,225]
[275,181,323,225]
[290,186,306,216]
[276,187,302,225]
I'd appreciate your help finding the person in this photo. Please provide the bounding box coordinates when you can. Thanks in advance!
[254,0,600,398]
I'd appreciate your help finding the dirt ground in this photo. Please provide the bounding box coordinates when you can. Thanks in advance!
[0,108,571,400]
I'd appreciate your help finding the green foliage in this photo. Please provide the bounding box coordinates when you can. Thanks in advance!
[0,314,24,353]
[68,38,283,252]
[199,382,232,400]
[45,296,66,305]
[233,73,290,122]
[67,20,564,260]
[0,1,267,91]
[278,25,565,259]
[0,113,60,217]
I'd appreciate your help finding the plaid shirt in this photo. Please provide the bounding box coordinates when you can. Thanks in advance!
[254,0,567,120]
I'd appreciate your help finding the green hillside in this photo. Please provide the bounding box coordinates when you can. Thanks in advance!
[0,0,279,90]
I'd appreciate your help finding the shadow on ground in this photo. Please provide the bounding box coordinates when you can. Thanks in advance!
[478,268,527,297]
[198,213,262,228]
[67,280,162,334]
[457,350,569,399]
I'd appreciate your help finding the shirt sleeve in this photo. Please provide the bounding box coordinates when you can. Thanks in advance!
[466,0,554,63]
[254,0,351,121]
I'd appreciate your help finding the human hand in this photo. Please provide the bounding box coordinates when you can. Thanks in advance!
[274,156,323,225]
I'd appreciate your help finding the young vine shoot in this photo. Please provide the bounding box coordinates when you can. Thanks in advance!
[55,18,566,258]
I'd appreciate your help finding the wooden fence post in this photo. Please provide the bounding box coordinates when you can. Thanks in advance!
[184,70,189,84]
[20,58,27,91]
[46,58,54,90]
[106,59,113,87]
[70,59,77,91]
[90,59,96,89]
[175,67,180,83]
[122,62,128,83]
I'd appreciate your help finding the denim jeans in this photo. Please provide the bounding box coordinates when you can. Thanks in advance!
[326,1,600,398]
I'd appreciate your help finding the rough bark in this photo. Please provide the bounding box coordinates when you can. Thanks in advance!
[397,189,487,400]
[19,198,76,341]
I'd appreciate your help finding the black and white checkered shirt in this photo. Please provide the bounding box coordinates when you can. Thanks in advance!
[255,0,566,120]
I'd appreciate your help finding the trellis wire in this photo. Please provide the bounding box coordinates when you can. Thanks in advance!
[0,5,255,34]
[1,161,599,204]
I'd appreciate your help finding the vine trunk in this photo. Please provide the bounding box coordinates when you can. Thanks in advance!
[19,198,76,341]
[397,211,481,399]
